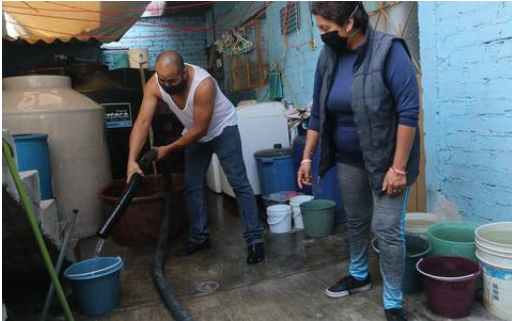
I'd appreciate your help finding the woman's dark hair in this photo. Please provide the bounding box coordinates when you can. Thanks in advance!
[311,1,369,32]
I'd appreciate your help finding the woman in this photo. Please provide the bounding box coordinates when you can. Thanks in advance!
[298,2,420,321]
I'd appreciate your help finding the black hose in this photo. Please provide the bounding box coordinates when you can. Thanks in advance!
[96,149,193,319]
[152,170,194,321]
[97,149,157,239]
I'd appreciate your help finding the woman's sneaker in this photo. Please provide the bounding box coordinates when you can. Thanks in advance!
[325,274,372,298]
[385,308,407,321]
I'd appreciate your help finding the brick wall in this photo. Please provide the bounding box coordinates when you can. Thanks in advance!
[419,1,512,222]
[102,14,208,70]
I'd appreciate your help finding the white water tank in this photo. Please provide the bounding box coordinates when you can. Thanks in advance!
[2,75,112,239]
[206,102,290,197]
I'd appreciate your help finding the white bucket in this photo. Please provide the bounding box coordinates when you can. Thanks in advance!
[267,205,292,234]
[476,252,512,320]
[405,212,441,239]
[475,222,512,253]
[128,48,149,69]
[289,195,314,230]
[475,222,512,320]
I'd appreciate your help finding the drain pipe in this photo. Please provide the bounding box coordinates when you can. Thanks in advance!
[152,170,194,321]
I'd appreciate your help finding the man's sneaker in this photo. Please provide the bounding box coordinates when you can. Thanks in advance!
[325,274,372,298]
[174,239,210,257]
[385,308,407,321]
[247,242,264,264]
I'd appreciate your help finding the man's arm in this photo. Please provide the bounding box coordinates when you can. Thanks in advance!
[126,76,159,181]
[157,78,216,159]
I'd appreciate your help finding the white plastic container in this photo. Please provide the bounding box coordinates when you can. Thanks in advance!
[475,222,512,253]
[475,222,512,320]
[289,195,314,230]
[3,76,112,239]
[476,251,512,321]
[267,204,292,234]
[128,48,149,69]
[218,102,289,197]
[405,212,441,238]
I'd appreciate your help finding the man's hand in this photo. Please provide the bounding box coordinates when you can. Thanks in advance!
[154,145,171,161]
[382,169,407,196]
[126,160,143,183]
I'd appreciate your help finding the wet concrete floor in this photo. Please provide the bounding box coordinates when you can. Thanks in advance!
[78,192,499,321]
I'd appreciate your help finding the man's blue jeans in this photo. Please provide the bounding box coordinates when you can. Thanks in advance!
[185,125,263,245]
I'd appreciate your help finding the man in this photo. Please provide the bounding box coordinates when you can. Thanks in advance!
[127,51,264,264]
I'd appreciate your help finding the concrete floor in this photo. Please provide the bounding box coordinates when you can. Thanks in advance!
[77,192,500,321]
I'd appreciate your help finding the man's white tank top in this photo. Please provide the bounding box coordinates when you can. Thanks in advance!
[156,64,237,142]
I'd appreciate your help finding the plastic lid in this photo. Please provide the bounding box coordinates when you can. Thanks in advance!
[254,144,293,158]
[13,133,49,141]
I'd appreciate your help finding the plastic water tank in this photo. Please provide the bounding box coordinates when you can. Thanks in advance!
[3,75,112,239]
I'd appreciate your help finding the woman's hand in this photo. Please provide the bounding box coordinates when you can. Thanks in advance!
[297,161,313,189]
[382,169,407,196]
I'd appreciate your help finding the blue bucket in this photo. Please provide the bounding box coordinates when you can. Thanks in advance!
[254,146,296,196]
[13,133,53,200]
[64,257,123,316]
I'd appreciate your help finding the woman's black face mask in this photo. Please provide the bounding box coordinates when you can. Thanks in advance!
[162,77,187,95]
[321,31,349,52]
[320,5,360,53]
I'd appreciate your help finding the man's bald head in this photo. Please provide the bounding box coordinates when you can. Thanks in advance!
[155,51,185,71]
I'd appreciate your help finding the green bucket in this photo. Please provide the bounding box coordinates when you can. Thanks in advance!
[299,200,335,238]
[427,221,481,262]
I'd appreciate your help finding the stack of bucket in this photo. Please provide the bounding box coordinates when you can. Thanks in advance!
[404,212,440,239]
[415,220,483,318]
[257,145,336,237]
[475,222,512,320]
[266,196,336,238]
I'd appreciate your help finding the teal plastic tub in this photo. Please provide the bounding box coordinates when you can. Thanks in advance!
[427,221,480,262]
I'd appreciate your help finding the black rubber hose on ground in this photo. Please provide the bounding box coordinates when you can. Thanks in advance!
[152,170,194,321]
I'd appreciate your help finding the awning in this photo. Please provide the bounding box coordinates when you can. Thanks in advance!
[2,1,150,44]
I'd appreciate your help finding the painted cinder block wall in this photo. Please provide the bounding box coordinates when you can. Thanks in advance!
[265,1,322,107]
[419,1,512,222]
[206,1,322,106]
[102,14,208,69]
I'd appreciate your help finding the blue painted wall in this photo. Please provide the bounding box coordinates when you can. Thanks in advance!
[419,1,512,222]
[265,1,321,107]
[102,14,208,70]
[206,1,322,106]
